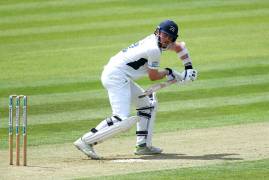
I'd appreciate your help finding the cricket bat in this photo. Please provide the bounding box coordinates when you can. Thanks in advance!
[138,79,178,98]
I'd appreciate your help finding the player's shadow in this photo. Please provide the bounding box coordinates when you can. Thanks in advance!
[139,153,243,161]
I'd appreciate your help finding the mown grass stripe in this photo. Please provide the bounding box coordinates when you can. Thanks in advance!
[159,82,269,102]
[1,90,268,128]
[2,12,268,38]
[157,111,269,132]
[159,92,269,113]
[0,74,268,122]
[1,0,267,19]
[163,74,269,93]
[2,7,268,35]
[198,65,269,80]
[1,118,101,148]
[1,21,267,58]
[26,92,269,125]
[4,98,109,118]
[1,64,268,98]
[0,2,184,24]
[0,23,152,44]
[0,107,112,129]
[160,101,269,121]
[0,72,266,107]
[0,33,138,57]
[0,81,102,97]
[1,8,268,38]
[0,0,118,11]
[0,82,268,119]
[0,74,100,89]
[155,101,269,133]
[0,74,268,117]
[1,3,268,32]
[1,90,107,105]
[1,15,267,45]
[1,41,268,73]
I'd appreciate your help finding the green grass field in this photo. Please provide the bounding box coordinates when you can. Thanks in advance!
[87,159,269,180]
[0,0,269,179]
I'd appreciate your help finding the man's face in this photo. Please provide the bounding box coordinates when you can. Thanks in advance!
[159,31,173,48]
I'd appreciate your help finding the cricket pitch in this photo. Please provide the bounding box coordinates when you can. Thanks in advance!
[1,122,269,179]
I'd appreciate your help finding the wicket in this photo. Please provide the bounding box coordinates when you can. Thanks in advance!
[9,95,28,166]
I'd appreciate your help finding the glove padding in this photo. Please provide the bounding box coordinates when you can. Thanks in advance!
[165,68,183,82]
[181,69,197,82]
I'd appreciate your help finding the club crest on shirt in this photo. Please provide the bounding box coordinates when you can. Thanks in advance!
[150,61,159,67]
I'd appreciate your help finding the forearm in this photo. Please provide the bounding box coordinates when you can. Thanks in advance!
[156,70,169,80]
[169,42,193,69]
[148,68,169,81]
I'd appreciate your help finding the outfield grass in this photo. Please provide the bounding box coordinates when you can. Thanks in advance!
[85,159,269,180]
[0,0,268,179]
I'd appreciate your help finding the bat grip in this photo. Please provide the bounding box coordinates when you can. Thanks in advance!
[138,94,146,98]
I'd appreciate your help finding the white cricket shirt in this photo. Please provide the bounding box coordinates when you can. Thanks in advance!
[105,34,162,79]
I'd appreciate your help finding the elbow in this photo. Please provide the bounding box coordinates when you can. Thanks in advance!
[148,68,161,81]
[148,75,159,81]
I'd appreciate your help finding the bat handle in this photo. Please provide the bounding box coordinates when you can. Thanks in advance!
[138,94,146,98]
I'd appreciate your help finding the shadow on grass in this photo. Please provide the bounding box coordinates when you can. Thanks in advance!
[104,153,243,161]
[24,165,59,171]
[140,153,243,161]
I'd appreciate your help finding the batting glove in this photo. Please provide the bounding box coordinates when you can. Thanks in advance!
[181,69,198,82]
[165,68,183,82]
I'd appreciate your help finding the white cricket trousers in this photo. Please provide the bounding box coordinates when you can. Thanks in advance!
[101,66,153,145]
[101,67,150,119]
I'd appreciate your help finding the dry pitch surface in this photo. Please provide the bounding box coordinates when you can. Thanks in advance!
[1,122,269,179]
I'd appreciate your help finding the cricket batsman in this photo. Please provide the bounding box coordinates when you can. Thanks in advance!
[74,19,197,159]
